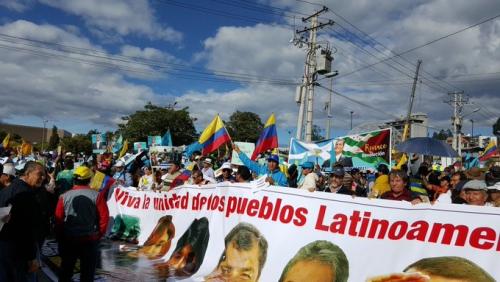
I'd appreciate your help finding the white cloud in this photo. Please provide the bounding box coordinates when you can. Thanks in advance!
[0,20,170,131]
[0,0,34,12]
[39,0,182,43]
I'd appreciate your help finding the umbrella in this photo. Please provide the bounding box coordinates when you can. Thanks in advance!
[396,137,459,158]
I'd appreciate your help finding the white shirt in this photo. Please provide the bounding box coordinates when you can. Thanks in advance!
[138,174,154,190]
[202,167,215,180]
[298,172,318,192]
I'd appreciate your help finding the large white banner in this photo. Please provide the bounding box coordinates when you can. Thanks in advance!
[106,184,500,281]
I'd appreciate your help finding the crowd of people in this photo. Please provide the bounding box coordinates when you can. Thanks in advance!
[0,141,498,281]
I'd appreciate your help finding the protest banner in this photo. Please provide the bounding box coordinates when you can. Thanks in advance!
[231,141,255,165]
[133,142,147,153]
[148,135,162,146]
[106,183,500,281]
[91,133,107,154]
[289,128,391,169]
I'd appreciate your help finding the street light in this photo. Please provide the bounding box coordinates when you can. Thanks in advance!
[324,71,338,139]
[350,111,354,130]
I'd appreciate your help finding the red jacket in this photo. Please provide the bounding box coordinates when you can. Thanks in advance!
[55,185,109,241]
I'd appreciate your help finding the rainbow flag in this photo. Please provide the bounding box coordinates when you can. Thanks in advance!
[479,140,498,161]
[251,113,278,160]
[199,115,231,155]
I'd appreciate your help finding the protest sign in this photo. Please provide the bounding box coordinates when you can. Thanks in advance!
[107,183,500,281]
[133,142,147,153]
[91,133,107,154]
[289,128,391,169]
[231,141,255,165]
[147,136,162,146]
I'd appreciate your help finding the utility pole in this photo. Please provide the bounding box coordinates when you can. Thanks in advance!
[445,91,470,158]
[350,111,354,130]
[292,7,333,142]
[402,60,422,141]
[41,119,48,152]
[325,77,333,139]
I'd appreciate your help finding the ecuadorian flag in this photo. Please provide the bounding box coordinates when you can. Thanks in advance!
[480,140,498,161]
[199,115,231,155]
[251,113,278,160]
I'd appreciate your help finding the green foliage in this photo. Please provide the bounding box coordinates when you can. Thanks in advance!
[117,102,197,145]
[60,134,92,155]
[225,111,264,143]
[48,126,60,150]
[432,129,453,140]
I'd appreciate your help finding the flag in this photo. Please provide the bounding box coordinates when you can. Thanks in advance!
[2,133,10,149]
[479,140,498,161]
[251,113,278,160]
[394,154,408,170]
[162,129,173,146]
[112,135,123,153]
[289,138,334,165]
[119,140,129,158]
[21,140,33,156]
[198,115,231,155]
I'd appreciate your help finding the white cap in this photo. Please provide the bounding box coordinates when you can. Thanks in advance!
[487,182,500,191]
[0,157,8,165]
[203,158,212,165]
[221,162,231,170]
[2,163,16,176]
[65,152,73,157]
[114,160,125,167]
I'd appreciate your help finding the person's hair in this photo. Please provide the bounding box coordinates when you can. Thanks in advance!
[73,177,91,186]
[237,166,252,181]
[279,240,349,282]
[389,170,409,186]
[377,164,389,175]
[220,222,268,278]
[192,170,203,179]
[22,161,43,176]
[440,175,451,183]
[64,159,74,170]
[404,256,494,282]
[452,171,467,181]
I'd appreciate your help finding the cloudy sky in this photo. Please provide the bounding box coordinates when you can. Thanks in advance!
[0,0,498,142]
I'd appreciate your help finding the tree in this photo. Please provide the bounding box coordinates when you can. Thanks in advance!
[60,134,92,155]
[118,102,197,145]
[225,111,263,143]
[48,126,60,150]
[312,125,324,142]
[432,129,452,140]
[493,117,500,137]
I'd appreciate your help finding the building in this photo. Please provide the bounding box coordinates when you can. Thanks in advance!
[0,123,72,144]
[384,113,429,143]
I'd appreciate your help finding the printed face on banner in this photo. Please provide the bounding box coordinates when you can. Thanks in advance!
[281,260,334,282]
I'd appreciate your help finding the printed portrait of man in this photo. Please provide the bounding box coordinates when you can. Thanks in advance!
[205,222,268,282]
[279,240,349,282]
[155,217,210,279]
[128,215,175,260]
[367,256,495,282]
[334,139,353,168]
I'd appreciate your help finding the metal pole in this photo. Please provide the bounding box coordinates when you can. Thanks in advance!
[350,111,354,130]
[305,15,318,143]
[470,119,474,138]
[326,78,333,139]
[296,87,306,140]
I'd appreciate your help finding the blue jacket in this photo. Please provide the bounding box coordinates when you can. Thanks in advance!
[238,152,288,187]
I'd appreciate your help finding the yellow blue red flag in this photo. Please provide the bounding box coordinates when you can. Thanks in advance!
[198,115,231,155]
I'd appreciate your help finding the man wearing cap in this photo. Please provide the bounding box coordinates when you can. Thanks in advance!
[0,162,16,189]
[233,144,288,187]
[298,162,318,192]
[161,161,181,190]
[463,180,490,206]
[55,166,109,282]
[113,160,133,187]
[487,182,500,207]
[217,162,235,183]
[201,158,216,181]
[325,166,353,195]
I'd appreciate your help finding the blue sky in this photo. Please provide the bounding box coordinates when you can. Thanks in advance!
[0,0,498,145]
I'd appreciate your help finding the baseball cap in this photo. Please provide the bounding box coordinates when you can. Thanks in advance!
[300,161,314,169]
[465,167,484,180]
[463,180,487,191]
[350,168,360,174]
[73,166,93,180]
[267,155,279,163]
[487,182,500,191]
[331,166,345,177]
[203,158,212,165]
[114,160,125,167]
[221,162,232,170]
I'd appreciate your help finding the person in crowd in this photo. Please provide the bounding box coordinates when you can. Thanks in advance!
[55,166,109,282]
[0,162,16,189]
[485,165,500,186]
[371,164,390,197]
[216,162,235,183]
[465,167,484,180]
[191,170,210,186]
[350,168,368,197]
[161,161,182,190]
[381,170,421,204]
[450,171,467,189]
[325,166,352,195]
[232,144,287,186]
[279,240,349,282]
[138,166,154,191]
[409,165,429,197]
[429,175,451,202]
[487,182,500,207]
[463,180,490,206]
[0,161,46,281]
[55,158,74,195]
[112,160,133,187]
[205,222,268,282]
[287,164,298,188]
[201,158,216,181]
[236,166,252,183]
[297,161,318,192]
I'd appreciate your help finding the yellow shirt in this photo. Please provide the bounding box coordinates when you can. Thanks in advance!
[372,174,390,197]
